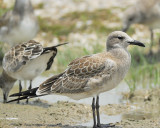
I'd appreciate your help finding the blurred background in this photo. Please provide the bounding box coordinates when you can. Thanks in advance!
[0,0,160,127]
[0,0,158,90]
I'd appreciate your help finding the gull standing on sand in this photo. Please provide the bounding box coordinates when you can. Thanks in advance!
[0,0,39,47]
[8,31,145,128]
[0,40,67,103]
[122,0,160,53]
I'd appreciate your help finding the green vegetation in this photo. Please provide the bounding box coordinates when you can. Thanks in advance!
[63,9,116,21]
[126,47,160,92]
[35,3,44,9]
[38,9,134,40]
[0,7,7,17]
[0,8,7,17]
[0,2,12,17]
[38,16,75,39]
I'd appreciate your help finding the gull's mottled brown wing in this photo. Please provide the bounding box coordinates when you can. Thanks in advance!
[36,72,64,95]
[3,40,43,72]
[36,53,117,95]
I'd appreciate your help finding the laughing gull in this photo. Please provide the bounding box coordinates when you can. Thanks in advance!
[8,31,145,127]
[0,40,68,103]
[122,0,160,53]
[0,0,39,47]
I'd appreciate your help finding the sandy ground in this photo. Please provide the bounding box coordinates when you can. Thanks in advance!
[0,100,92,128]
[0,89,160,128]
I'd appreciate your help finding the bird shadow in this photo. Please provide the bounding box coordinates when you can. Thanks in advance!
[11,123,90,128]
[8,98,52,108]
[11,123,122,128]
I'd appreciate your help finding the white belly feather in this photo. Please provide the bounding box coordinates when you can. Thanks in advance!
[11,52,53,80]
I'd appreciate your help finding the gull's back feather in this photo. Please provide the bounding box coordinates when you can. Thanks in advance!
[3,40,43,73]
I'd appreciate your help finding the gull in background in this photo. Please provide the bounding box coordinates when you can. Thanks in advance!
[0,0,39,47]
[8,31,145,128]
[122,0,160,53]
[0,40,68,103]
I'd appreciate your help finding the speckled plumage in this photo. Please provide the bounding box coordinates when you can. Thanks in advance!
[37,53,116,96]
[0,40,67,103]
[3,40,42,73]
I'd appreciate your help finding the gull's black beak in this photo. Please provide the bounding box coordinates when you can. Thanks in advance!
[128,40,145,47]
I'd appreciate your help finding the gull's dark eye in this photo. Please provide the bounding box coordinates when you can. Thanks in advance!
[117,36,124,40]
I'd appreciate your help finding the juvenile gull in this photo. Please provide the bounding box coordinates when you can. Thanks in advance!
[0,40,67,103]
[8,31,145,127]
[0,0,39,47]
[122,0,160,53]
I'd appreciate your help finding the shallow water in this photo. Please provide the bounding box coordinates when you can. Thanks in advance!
[79,114,122,126]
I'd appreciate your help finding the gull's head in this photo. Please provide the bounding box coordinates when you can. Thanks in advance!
[106,31,145,51]
[14,0,33,13]
[122,7,141,32]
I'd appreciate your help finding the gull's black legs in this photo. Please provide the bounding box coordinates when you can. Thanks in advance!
[26,80,32,103]
[17,80,22,104]
[92,97,96,128]
[28,80,32,90]
[92,96,115,128]
[3,92,7,103]
[96,95,101,127]
[149,29,153,54]
[92,96,101,128]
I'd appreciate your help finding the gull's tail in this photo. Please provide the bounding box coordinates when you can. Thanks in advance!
[7,87,40,103]
[43,42,68,53]
[53,42,68,48]
[42,42,68,71]
[7,73,64,103]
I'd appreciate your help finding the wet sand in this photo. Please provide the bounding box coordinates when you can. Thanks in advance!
[0,100,92,128]
[0,89,160,128]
